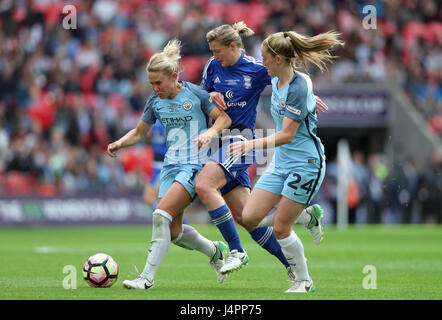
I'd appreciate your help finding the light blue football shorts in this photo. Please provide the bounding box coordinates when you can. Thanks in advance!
[254,160,326,205]
[158,163,202,200]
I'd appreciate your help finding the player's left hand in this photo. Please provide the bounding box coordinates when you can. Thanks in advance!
[193,128,217,150]
[227,140,253,159]
[210,92,227,111]
[315,95,328,114]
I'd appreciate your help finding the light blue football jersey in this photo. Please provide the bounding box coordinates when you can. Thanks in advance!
[270,72,325,168]
[141,81,215,165]
[201,52,271,134]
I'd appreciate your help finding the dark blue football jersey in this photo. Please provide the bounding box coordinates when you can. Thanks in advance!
[201,52,271,134]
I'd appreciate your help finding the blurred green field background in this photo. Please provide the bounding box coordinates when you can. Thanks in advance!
[0,224,441,300]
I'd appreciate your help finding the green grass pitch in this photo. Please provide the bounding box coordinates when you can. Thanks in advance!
[0,224,441,300]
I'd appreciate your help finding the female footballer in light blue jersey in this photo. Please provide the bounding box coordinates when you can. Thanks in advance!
[196,22,328,277]
[228,30,344,292]
[107,40,232,289]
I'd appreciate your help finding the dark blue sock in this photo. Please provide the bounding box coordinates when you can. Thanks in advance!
[208,204,243,252]
[250,226,289,268]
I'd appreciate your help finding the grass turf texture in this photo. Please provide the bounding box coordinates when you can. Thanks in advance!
[0,224,440,300]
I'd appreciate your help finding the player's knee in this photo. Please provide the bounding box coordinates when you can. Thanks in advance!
[230,209,251,231]
[229,207,242,223]
[195,180,213,202]
[242,211,260,230]
[273,225,291,240]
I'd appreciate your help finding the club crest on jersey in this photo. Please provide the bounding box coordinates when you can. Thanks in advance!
[280,98,286,108]
[182,101,193,111]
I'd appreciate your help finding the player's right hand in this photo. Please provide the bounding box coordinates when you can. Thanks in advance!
[107,142,121,157]
[315,95,328,114]
[210,91,227,110]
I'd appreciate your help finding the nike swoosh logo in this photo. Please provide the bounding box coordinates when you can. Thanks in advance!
[144,283,153,289]
[305,284,312,291]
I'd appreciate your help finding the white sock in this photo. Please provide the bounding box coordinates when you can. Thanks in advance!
[277,230,310,280]
[258,206,311,227]
[142,209,173,282]
[172,224,216,258]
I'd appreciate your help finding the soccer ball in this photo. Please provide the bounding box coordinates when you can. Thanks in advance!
[83,253,118,288]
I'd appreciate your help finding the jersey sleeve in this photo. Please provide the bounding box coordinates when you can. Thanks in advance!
[284,79,308,122]
[187,82,215,116]
[201,58,215,92]
[140,93,158,124]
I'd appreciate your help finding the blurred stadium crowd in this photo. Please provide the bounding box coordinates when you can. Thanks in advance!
[0,0,440,223]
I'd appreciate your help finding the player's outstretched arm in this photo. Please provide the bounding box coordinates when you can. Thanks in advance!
[193,108,231,150]
[107,120,152,157]
[227,117,300,158]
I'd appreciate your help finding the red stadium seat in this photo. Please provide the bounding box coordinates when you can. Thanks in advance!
[425,22,442,45]
[204,2,225,21]
[225,3,271,32]
[120,146,153,180]
[181,56,205,82]
[2,172,35,195]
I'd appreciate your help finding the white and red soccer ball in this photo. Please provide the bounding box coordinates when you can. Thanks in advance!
[83,253,118,288]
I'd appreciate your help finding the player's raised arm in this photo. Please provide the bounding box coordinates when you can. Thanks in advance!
[107,119,152,157]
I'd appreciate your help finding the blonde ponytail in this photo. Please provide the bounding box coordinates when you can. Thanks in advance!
[206,21,254,50]
[146,39,182,76]
[264,30,344,71]
[231,21,255,37]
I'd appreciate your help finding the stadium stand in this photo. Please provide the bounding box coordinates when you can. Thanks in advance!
[0,0,440,223]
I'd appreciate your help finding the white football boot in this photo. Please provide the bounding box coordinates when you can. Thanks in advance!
[306,204,324,245]
[285,279,315,293]
[123,266,154,290]
[209,241,228,284]
[220,249,249,275]
[123,276,154,290]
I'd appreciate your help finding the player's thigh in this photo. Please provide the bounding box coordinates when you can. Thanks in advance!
[157,181,193,217]
[242,188,281,229]
[273,197,306,239]
[195,161,227,191]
